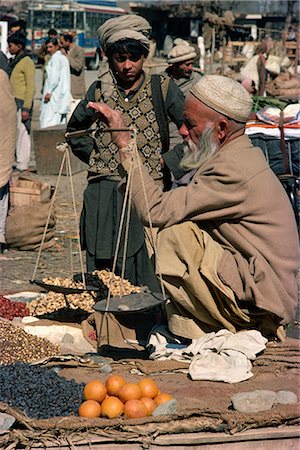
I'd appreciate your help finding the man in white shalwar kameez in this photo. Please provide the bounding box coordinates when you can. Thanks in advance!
[40,38,71,129]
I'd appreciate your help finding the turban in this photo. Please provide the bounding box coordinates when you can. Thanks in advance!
[190,75,253,123]
[167,44,197,64]
[97,14,152,53]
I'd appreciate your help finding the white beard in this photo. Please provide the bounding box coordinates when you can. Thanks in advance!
[180,125,219,171]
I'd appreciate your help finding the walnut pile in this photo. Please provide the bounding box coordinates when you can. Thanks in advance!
[92,269,142,297]
[28,291,96,316]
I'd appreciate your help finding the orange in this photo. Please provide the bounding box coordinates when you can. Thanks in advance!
[78,400,101,418]
[101,396,124,419]
[140,397,156,416]
[83,380,107,403]
[154,392,173,405]
[117,382,142,403]
[138,378,159,399]
[106,374,126,396]
[124,399,148,418]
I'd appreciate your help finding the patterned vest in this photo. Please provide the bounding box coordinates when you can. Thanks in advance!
[88,74,168,181]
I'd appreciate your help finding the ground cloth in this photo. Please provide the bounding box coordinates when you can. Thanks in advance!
[147,325,267,383]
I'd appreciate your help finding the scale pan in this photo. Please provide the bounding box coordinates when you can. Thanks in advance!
[93,292,165,313]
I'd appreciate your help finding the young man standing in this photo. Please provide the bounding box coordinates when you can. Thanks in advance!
[8,32,35,172]
[67,14,185,290]
[59,33,86,117]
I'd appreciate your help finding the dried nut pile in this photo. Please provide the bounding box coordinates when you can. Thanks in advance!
[28,291,96,316]
[0,362,84,418]
[93,270,142,297]
[0,319,60,365]
[42,276,84,289]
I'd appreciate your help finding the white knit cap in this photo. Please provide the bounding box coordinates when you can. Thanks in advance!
[173,38,190,46]
[167,44,197,64]
[190,75,253,123]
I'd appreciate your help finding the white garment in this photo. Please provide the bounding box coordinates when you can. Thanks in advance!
[67,96,82,122]
[40,50,71,129]
[16,108,31,170]
[147,325,267,383]
[0,183,9,243]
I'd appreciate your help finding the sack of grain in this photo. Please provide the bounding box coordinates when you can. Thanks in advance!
[6,200,56,251]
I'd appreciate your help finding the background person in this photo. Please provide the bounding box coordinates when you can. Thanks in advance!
[164,43,202,186]
[59,33,86,118]
[40,38,71,129]
[38,29,58,90]
[67,14,185,290]
[0,68,17,253]
[7,32,35,173]
[90,75,299,342]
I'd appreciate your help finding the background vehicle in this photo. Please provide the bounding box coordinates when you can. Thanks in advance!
[27,0,126,69]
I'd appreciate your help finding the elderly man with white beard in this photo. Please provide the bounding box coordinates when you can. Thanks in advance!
[87,75,299,343]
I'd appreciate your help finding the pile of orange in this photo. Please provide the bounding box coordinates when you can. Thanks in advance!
[78,374,173,419]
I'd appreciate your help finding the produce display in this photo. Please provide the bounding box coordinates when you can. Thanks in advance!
[93,270,142,296]
[42,276,85,289]
[43,271,143,298]
[0,362,84,418]
[78,375,174,419]
[0,319,60,365]
[28,291,96,316]
[0,295,29,320]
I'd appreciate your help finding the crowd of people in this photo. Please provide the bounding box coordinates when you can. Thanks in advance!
[0,14,298,344]
[0,23,86,253]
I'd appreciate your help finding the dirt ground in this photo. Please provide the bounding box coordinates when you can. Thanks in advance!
[0,68,93,295]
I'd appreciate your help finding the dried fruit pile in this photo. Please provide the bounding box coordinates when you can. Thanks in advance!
[28,291,96,316]
[92,270,142,297]
[0,362,84,418]
[78,375,173,419]
[42,276,85,289]
[0,295,29,320]
[0,319,60,365]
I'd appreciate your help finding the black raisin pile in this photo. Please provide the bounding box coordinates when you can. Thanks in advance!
[0,362,84,419]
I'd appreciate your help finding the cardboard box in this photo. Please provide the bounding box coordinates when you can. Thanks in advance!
[10,177,51,206]
[33,125,87,176]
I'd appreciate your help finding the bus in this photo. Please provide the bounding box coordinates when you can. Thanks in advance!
[27,0,127,69]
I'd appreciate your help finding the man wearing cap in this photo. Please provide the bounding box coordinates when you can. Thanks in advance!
[7,32,35,173]
[166,42,202,97]
[164,42,202,185]
[88,75,299,342]
[67,14,184,290]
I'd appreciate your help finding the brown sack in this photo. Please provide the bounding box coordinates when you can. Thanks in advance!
[6,201,56,251]
[82,310,160,353]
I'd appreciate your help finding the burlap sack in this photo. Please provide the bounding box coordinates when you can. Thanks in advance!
[82,310,160,353]
[6,201,56,251]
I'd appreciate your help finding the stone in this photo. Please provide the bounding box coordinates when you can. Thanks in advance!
[100,363,113,373]
[152,399,177,416]
[231,390,277,413]
[275,390,298,404]
[0,412,15,431]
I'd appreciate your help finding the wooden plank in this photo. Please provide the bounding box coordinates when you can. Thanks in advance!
[29,426,300,449]
[152,426,300,445]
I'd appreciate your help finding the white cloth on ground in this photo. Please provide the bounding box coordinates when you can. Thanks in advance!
[147,325,267,383]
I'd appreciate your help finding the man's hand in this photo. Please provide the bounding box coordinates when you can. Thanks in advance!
[87,101,130,150]
[44,93,51,103]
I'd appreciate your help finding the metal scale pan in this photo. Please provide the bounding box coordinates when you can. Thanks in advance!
[93,291,165,314]
[30,279,101,296]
